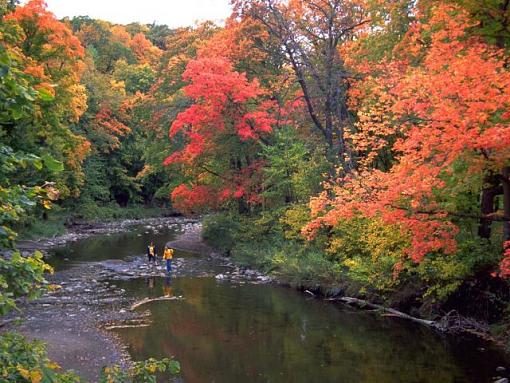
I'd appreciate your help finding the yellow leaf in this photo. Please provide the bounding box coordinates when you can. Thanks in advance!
[17,366,30,380]
[45,361,61,370]
[30,369,42,383]
[48,284,62,292]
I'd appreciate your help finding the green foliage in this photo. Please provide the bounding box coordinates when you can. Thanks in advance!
[19,210,67,239]
[417,236,501,300]
[113,60,156,94]
[279,204,311,240]
[202,214,240,255]
[73,203,170,221]
[455,0,510,47]
[262,127,329,206]
[100,358,180,383]
[0,45,36,126]
[0,333,180,383]
[0,144,63,247]
[0,333,80,383]
[324,217,411,294]
[0,251,52,315]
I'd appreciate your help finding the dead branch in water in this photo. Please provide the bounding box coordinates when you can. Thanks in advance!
[326,296,445,330]
[130,296,183,310]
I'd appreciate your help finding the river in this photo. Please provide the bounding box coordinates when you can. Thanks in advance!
[47,221,510,383]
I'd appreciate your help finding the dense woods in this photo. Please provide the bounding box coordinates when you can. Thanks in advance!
[2,0,510,380]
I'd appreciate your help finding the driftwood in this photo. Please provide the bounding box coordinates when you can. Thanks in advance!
[326,296,445,331]
[104,323,150,330]
[130,296,182,310]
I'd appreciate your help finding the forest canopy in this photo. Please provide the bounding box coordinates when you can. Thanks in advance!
[1,0,510,328]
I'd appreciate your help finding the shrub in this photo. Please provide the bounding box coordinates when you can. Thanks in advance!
[0,333,80,382]
[202,214,240,255]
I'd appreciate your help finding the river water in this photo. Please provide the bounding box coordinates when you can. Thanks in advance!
[49,222,510,383]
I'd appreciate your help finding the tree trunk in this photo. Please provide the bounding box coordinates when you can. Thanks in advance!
[478,174,502,239]
[502,166,510,241]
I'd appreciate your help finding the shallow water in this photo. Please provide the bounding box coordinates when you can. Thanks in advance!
[50,223,510,383]
[48,224,180,270]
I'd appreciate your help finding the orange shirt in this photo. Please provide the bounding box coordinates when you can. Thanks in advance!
[163,248,174,260]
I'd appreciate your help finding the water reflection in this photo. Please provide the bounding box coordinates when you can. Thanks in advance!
[114,277,510,383]
[48,225,179,270]
[47,226,510,383]
[163,277,173,297]
[146,276,156,290]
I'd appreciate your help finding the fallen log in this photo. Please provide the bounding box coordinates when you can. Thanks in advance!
[130,296,183,310]
[104,323,150,330]
[326,296,445,331]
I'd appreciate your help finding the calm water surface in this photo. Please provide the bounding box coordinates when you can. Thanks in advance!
[50,223,510,383]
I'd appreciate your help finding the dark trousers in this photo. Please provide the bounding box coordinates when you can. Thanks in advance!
[148,254,155,263]
[166,259,172,273]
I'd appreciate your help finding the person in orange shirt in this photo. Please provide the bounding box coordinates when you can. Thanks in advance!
[163,246,174,274]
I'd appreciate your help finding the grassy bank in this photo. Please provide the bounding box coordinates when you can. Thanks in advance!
[202,211,510,348]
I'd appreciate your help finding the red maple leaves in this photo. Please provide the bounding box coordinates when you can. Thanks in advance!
[305,4,510,264]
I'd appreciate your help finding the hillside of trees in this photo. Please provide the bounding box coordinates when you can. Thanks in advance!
[2,0,510,364]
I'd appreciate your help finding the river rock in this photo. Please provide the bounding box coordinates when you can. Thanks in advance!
[497,367,507,373]
[494,378,508,383]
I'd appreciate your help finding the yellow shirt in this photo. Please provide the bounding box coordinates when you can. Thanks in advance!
[163,248,174,260]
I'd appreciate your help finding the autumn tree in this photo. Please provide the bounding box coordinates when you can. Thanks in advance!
[306,3,510,273]
[165,56,275,214]
[234,0,370,172]
[3,0,90,197]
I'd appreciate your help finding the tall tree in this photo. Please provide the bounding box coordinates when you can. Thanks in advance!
[165,56,275,214]
[234,0,369,172]
[305,3,510,267]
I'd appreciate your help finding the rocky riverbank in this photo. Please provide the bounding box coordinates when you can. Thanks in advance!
[16,216,198,254]
[2,218,272,381]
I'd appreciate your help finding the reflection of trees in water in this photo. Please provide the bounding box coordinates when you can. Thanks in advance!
[115,278,504,383]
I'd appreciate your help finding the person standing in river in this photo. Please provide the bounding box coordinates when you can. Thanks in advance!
[163,246,174,273]
[147,241,156,264]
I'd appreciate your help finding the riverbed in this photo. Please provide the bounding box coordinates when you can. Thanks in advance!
[8,218,510,382]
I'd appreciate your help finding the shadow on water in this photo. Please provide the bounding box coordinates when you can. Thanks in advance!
[114,277,510,383]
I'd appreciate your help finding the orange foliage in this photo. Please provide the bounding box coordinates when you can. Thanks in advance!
[171,184,218,215]
[496,242,510,279]
[129,33,162,66]
[305,4,510,263]
[110,25,131,45]
[93,107,131,150]
[7,0,84,61]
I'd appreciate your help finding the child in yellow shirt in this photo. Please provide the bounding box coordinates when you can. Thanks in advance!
[163,246,174,273]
